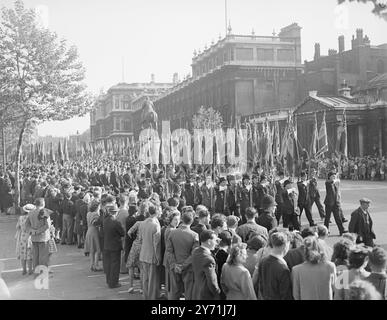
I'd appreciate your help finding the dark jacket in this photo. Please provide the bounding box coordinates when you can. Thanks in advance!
[324,181,340,207]
[348,207,376,246]
[192,246,221,300]
[297,181,308,207]
[103,215,125,251]
[257,255,293,300]
[256,211,277,232]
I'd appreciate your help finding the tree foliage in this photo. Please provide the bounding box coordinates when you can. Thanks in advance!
[0,0,93,207]
[192,106,223,131]
[338,0,387,21]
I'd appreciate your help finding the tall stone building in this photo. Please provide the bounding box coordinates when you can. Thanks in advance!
[151,23,303,132]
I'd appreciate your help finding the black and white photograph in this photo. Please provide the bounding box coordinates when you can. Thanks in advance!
[0,0,387,305]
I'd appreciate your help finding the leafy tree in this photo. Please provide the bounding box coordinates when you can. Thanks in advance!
[0,0,93,208]
[192,106,223,131]
[338,0,387,21]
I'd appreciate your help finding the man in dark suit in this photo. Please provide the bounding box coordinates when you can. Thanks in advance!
[103,204,125,288]
[324,172,346,235]
[166,211,199,300]
[192,230,221,300]
[297,171,316,227]
[348,198,376,247]
[257,232,293,300]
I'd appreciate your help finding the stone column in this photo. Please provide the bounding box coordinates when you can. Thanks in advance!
[358,125,364,157]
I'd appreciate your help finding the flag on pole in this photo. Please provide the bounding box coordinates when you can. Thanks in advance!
[310,113,319,157]
[336,109,348,158]
[273,121,280,158]
[316,112,328,158]
[58,140,63,161]
[64,139,69,161]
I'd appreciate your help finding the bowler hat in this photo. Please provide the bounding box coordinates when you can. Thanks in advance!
[261,195,277,209]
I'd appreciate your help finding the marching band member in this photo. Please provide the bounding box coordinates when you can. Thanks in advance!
[297,171,316,227]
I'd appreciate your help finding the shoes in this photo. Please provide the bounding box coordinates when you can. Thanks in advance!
[84,252,90,257]
[22,270,27,276]
[138,289,143,294]
[127,287,135,294]
[109,283,122,289]
[342,218,348,223]
[310,223,317,227]
[28,270,33,275]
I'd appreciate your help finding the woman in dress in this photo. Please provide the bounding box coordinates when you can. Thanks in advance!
[126,200,150,294]
[220,243,257,300]
[15,204,35,275]
[84,200,103,271]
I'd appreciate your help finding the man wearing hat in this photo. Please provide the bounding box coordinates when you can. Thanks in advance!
[103,204,125,288]
[256,195,278,232]
[348,198,376,247]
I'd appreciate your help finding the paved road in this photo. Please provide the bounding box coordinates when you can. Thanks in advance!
[0,178,386,300]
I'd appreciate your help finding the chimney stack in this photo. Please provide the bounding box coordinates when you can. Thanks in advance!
[356,28,363,40]
[314,43,320,60]
[338,35,345,53]
[338,80,352,98]
[172,73,178,84]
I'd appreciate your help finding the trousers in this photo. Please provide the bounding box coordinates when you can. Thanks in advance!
[32,241,49,271]
[283,214,300,231]
[168,268,194,300]
[61,214,74,244]
[103,249,121,288]
[140,262,160,300]
[324,205,345,235]
[298,204,315,226]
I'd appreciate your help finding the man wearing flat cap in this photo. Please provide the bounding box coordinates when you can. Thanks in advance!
[349,198,376,247]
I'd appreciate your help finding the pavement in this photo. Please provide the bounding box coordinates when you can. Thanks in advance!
[0,178,386,300]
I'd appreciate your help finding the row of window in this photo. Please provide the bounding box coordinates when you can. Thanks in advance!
[193,47,296,77]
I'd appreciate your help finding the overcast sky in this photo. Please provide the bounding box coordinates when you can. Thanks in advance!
[1,0,386,137]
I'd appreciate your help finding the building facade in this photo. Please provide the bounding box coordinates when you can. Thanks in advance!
[90,76,173,143]
[299,29,387,99]
[150,23,303,133]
